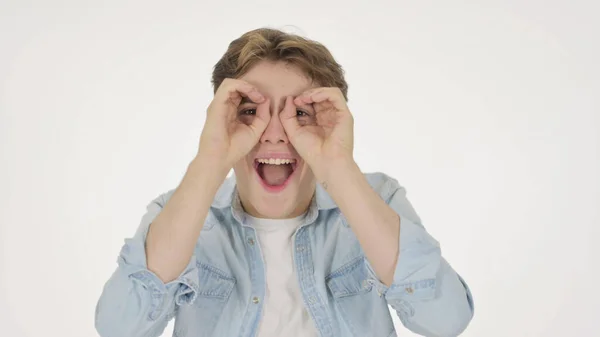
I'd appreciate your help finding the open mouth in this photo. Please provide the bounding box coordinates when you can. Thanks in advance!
[254,158,298,192]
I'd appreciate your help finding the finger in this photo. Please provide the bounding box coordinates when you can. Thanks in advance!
[294,87,347,111]
[249,98,270,136]
[293,88,323,106]
[218,79,265,105]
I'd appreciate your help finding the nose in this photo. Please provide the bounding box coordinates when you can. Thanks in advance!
[259,105,288,144]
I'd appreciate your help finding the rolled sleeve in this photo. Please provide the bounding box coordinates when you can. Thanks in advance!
[120,237,200,316]
[366,178,474,336]
[95,193,200,337]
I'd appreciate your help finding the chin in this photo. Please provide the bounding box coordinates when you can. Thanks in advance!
[234,157,315,219]
[249,167,302,219]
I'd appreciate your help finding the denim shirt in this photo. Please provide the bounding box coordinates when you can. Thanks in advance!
[95,172,474,337]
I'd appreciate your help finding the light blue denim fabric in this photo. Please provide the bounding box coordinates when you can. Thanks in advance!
[95,172,474,337]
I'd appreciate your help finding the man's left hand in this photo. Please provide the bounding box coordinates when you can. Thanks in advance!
[281,87,355,180]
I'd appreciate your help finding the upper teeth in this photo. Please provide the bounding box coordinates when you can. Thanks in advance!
[257,158,295,165]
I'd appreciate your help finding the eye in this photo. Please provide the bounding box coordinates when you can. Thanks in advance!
[296,109,309,117]
[240,108,257,115]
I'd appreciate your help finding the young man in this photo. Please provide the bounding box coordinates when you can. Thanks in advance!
[95,28,474,337]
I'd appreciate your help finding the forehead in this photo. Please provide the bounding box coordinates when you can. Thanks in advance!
[239,61,316,98]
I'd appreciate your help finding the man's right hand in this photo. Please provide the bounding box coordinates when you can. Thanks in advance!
[146,80,270,284]
[197,78,270,171]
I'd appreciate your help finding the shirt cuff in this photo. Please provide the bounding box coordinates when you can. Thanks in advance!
[365,216,442,303]
[118,238,200,319]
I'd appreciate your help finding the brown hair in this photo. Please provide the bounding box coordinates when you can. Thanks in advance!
[212,28,348,101]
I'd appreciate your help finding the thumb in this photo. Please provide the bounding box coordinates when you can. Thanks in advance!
[249,98,271,139]
[280,96,301,141]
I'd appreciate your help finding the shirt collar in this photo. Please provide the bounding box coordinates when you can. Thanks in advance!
[211,175,338,224]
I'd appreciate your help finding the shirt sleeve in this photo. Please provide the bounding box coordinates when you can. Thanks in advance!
[365,179,475,337]
[95,193,200,337]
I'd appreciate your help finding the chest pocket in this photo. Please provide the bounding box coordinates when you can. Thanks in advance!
[173,262,235,337]
[326,257,396,337]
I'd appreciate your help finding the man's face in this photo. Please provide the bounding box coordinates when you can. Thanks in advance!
[232,61,317,219]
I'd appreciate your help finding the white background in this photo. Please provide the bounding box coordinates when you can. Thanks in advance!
[1,1,598,336]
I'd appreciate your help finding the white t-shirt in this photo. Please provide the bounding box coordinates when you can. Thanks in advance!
[246,214,319,337]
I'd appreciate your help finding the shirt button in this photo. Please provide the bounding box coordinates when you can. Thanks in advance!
[247,238,255,246]
[252,296,260,304]
[308,296,316,304]
[405,287,414,294]
[296,245,304,251]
